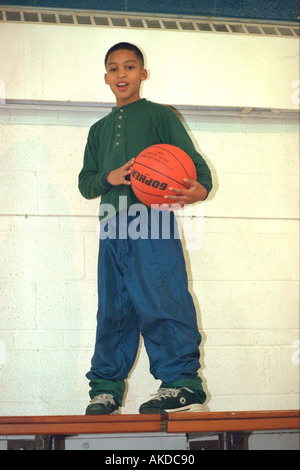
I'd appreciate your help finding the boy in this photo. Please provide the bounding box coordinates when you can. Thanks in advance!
[78,42,212,415]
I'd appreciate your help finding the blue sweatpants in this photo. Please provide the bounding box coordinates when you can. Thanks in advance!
[86,208,202,401]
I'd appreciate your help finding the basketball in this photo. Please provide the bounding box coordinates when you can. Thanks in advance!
[130,144,197,208]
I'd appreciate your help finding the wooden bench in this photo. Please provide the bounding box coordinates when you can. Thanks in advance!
[0,410,299,436]
[165,410,300,433]
[0,414,162,435]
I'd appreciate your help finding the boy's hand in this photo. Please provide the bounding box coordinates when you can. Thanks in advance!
[166,178,208,207]
[107,158,135,186]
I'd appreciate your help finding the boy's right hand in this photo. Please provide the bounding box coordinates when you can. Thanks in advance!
[107,158,135,186]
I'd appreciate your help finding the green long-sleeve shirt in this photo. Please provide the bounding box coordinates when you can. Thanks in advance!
[78,99,212,217]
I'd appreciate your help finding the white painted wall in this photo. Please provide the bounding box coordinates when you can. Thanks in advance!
[0,21,299,415]
[0,22,299,109]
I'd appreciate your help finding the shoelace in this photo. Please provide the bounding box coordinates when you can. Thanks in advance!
[90,393,115,405]
[151,388,191,401]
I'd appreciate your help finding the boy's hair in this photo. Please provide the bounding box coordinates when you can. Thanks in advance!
[105,42,144,69]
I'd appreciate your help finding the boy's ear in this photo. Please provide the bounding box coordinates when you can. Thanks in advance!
[104,73,109,85]
[141,69,148,82]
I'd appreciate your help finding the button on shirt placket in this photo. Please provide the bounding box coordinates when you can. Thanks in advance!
[115,109,124,150]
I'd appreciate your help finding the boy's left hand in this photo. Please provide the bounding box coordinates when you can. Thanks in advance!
[166,178,208,207]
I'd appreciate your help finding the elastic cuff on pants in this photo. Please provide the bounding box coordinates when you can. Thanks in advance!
[88,378,126,407]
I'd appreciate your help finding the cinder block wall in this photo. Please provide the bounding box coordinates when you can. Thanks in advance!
[0,21,299,415]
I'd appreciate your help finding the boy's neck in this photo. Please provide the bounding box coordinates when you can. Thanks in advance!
[116,95,141,108]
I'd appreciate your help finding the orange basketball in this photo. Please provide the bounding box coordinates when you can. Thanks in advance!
[130,144,197,208]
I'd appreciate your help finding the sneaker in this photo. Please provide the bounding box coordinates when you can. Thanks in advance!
[139,387,206,414]
[85,393,120,415]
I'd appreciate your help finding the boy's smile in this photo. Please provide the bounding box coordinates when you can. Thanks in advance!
[104,49,148,107]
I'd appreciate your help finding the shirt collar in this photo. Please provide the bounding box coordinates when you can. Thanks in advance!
[111,98,147,113]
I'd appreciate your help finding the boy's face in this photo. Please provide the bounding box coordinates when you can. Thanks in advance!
[104,49,148,107]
